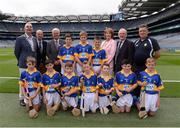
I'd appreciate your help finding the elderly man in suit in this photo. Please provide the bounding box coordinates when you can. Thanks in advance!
[14,22,37,106]
[114,28,134,74]
[46,28,65,73]
[36,29,47,74]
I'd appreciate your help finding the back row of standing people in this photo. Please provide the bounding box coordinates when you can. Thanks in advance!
[14,22,161,107]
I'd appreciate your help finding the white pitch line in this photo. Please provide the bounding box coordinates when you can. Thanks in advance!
[0,76,180,82]
[163,80,180,83]
[0,77,19,79]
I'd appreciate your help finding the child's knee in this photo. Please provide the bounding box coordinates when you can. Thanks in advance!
[125,108,131,113]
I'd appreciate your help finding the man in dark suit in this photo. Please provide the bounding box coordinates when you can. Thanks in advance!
[114,28,134,74]
[46,28,65,73]
[14,22,37,106]
[36,29,47,74]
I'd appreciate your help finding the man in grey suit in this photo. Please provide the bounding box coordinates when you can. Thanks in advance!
[14,22,37,106]
[46,28,65,73]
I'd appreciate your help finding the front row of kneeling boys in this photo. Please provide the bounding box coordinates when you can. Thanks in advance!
[19,56,164,119]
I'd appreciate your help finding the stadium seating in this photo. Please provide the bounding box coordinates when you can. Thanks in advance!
[0,2,180,49]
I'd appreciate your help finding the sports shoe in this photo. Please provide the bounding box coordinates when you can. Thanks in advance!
[20,100,26,106]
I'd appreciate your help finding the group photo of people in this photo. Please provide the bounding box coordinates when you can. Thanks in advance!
[14,22,164,119]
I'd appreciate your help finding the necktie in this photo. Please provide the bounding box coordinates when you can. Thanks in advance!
[55,40,59,50]
[115,41,122,63]
[38,42,42,53]
[118,41,123,49]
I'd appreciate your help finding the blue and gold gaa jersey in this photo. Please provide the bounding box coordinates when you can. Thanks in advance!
[79,71,98,93]
[97,76,114,96]
[41,70,61,93]
[57,45,75,64]
[115,71,137,95]
[138,69,164,94]
[19,68,41,92]
[61,73,79,97]
[92,48,107,66]
[75,42,93,63]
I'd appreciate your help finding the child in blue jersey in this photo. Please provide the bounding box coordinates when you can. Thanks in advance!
[115,59,137,113]
[80,61,99,114]
[92,36,107,75]
[97,64,114,114]
[19,56,41,115]
[61,62,80,116]
[137,58,164,117]
[75,31,94,76]
[58,33,75,74]
[42,59,61,116]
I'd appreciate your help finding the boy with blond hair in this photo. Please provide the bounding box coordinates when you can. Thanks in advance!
[138,58,164,118]
[75,31,93,76]
[19,56,41,118]
[92,36,107,75]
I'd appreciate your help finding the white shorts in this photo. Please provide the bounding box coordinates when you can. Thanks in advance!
[80,93,99,112]
[45,92,61,106]
[62,96,78,108]
[98,96,110,108]
[145,93,158,112]
[76,63,83,76]
[92,66,101,74]
[24,90,40,105]
[116,94,133,107]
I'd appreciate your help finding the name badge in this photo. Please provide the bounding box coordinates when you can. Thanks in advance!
[124,84,129,90]
[28,82,33,88]
[65,55,71,60]
[146,84,154,91]
[93,59,99,64]
[81,52,86,58]
[85,87,91,93]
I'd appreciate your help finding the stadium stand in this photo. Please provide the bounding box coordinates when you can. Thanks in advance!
[0,0,179,49]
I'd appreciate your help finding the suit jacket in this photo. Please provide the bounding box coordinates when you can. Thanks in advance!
[14,34,37,68]
[46,39,65,61]
[36,39,47,67]
[114,39,134,73]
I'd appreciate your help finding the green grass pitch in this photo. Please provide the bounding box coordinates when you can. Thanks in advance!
[0,48,180,127]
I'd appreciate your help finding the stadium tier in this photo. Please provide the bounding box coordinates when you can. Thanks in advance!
[0,1,180,49]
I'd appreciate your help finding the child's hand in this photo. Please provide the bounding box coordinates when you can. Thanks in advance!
[54,60,59,65]
[64,92,70,96]
[141,81,147,87]
[125,87,132,92]
[51,84,58,88]
[25,96,30,100]
[105,90,111,95]
[98,83,103,87]
[29,96,34,101]
[117,91,123,97]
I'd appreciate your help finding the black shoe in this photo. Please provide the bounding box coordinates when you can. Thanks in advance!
[20,100,26,106]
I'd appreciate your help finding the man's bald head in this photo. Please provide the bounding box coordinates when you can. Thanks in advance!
[36,29,44,41]
[24,22,33,36]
